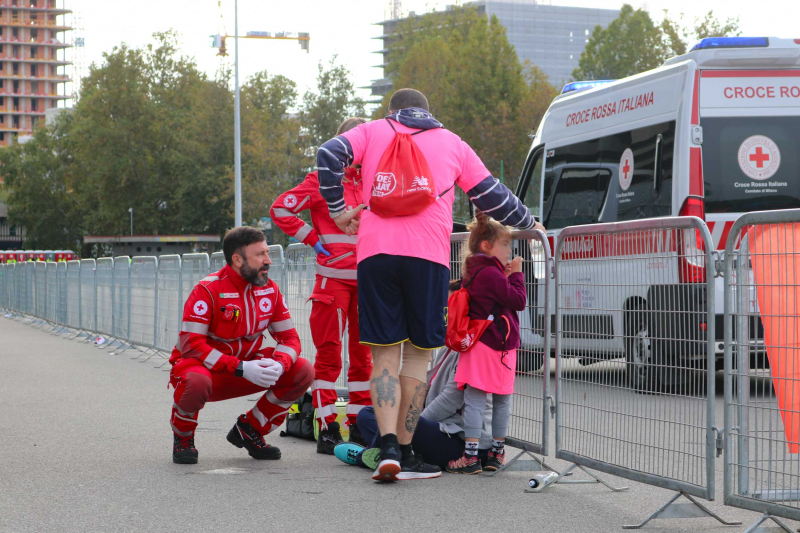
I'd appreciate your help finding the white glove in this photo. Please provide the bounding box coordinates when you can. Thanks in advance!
[242,359,284,388]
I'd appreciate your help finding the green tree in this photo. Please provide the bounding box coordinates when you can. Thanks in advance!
[0,115,83,249]
[575,5,742,80]
[377,8,558,218]
[300,57,366,161]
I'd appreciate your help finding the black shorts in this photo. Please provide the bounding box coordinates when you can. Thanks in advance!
[357,254,449,350]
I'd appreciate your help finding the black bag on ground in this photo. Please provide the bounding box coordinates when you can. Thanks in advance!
[279,391,315,441]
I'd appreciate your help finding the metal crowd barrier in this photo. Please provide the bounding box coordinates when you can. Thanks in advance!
[96,258,114,338]
[181,253,210,304]
[284,243,328,381]
[210,251,225,273]
[55,261,68,327]
[551,216,742,529]
[129,257,158,349]
[155,255,182,354]
[45,262,57,324]
[34,261,46,320]
[113,257,132,342]
[79,259,97,334]
[724,209,800,532]
[449,229,553,472]
[65,260,81,330]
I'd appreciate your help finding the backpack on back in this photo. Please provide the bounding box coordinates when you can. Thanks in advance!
[370,119,452,218]
[445,268,494,352]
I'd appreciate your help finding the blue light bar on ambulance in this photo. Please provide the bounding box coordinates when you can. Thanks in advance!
[689,37,769,52]
[561,80,615,94]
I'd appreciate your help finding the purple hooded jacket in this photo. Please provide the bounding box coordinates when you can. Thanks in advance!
[464,254,527,351]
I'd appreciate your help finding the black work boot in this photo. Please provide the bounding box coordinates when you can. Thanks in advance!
[348,421,369,447]
[316,421,344,455]
[227,415,281,460]
[173,434,198,464]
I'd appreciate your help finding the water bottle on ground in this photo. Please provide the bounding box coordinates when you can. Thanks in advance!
[527,471,558,491]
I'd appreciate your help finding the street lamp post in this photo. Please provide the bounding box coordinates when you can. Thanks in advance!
[233,0,242,227]
[128,208,133,236]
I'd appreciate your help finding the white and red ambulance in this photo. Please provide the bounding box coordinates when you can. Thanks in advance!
[516,37,800,388]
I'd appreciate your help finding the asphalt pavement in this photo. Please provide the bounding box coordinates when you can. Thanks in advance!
[1,315,797,533]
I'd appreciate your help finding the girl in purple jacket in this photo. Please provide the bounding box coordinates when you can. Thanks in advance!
[447,212,528,474]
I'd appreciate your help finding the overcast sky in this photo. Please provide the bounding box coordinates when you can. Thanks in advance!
[68,0,799,108]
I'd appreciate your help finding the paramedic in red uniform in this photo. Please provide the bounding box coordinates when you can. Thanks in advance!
[270,117,373,454]
[169,226,314,464]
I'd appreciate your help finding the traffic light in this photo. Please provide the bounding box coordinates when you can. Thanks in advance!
[299,32,310,53]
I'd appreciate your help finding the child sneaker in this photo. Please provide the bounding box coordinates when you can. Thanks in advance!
[447,452,482,475]
[485,449,505,471]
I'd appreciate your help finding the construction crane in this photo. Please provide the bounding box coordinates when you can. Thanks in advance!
[210,32,310,56]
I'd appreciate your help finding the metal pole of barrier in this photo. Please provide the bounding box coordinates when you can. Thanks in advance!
[723,209,800,533]
[547,217,741,529]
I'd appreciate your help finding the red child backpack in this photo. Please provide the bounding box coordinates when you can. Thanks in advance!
[370,119,446,217]
[445,268,494,352]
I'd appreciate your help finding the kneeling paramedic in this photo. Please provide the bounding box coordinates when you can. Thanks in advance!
[168,226,314,464]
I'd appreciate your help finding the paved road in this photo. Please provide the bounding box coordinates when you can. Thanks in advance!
[0,315,796,533]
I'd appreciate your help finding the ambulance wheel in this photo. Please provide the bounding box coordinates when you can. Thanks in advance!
[625,310,656,393]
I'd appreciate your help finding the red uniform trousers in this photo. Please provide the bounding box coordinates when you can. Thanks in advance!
[169,348,314,438]
[309,276,372,428]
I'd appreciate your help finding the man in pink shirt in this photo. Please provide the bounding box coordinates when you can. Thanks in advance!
[317,88,539,481]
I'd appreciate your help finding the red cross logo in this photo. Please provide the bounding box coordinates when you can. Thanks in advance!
[749,146,770,168]
[622,159,631,180]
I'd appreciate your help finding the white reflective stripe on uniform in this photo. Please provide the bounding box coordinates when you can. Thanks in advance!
[275,344,298,362]
[346,404,367,415]
[245,331,261,341]
[181,321,209,335]
[173,403,195,417]
[337,308,343,340]
[251,405,267,427]
[315,404,337,420]
[318,234,358,245]
[201,275,219,282]
[312,379,337,390]
[269,319,295,332]
[266,390,295,409]
[347,381,371,392]
[170,422,195,437]
[174,413,198,424]
[203,349,223,369]
[272,208,294,218]
[315,264,357,280]
[295,224,312,241]
[294,196,310,212]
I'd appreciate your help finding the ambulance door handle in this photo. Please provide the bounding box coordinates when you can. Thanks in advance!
[653,134,663,193]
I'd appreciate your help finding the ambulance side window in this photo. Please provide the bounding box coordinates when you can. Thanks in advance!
[516,146,544,218]
[600,121,675,222]
[542,138,608,230]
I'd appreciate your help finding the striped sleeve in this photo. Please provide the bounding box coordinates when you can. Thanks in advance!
[317,136,354,215]
[270,173,320,245]
[467,176,535,230]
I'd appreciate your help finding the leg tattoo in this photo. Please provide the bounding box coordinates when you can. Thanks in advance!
[372,369,399,408]
[404,382,428,433]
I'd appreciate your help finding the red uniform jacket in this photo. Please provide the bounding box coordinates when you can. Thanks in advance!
[270,168,362,283]
[169,264,301,373]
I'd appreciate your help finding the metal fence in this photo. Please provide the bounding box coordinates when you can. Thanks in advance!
[552,217,741,528]
[96,258,114,338]
[724,209,800,532]
[155,255,182,353]
[449,230,553,468]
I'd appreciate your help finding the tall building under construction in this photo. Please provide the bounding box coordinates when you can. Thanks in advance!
[0,0,71,146]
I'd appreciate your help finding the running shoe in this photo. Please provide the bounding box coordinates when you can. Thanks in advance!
[398,453,442,480]
[334,442,365,466]
[447,453,482,474]
[484,449,505,472]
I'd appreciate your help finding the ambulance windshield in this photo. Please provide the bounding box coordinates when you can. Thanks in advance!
[702,116,800,213]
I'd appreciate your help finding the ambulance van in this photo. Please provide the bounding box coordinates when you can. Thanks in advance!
[516,37,800,389]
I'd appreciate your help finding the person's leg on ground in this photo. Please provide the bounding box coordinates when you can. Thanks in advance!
[448,386,486,474]
[346,284,372,446]
[226,356,314,460]
[308,279,347,454]
[170,359,213,464]
[357,254,409,481]
[410,415,466,470]
[333,406,381,469]
[486,393,512,471]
